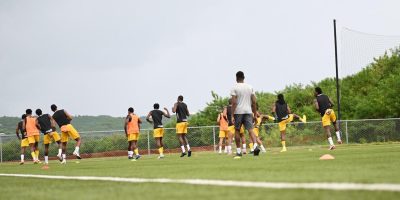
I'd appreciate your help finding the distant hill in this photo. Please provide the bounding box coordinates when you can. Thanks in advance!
[0,115,173,135]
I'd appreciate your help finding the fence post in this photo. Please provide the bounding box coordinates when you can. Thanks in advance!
[0,135,3,163]
[147,130,151,156]
[212,127,216,152]
[345,121,349,144]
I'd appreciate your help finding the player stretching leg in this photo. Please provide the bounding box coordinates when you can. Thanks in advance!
[147,103,171,159]
[16,114,28,165]
[125,107,142,160]
[51,104,81,164]
[272,94,306,152]
[173,95,191,157]
[314,87,342,150]
[230,71,260,158]
[36,109,62,165]
[22,109,41,164]
[249,106,275,153]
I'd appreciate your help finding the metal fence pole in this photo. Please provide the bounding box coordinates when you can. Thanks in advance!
[345,121,349,144]
[147,130,151,155]
[0,135,3,163]
[212,127,216,152]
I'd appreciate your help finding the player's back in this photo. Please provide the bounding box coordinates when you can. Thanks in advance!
[316,94,332,116]
[52,110,70,127]
[151,109,164,128]
[176,102,188,122]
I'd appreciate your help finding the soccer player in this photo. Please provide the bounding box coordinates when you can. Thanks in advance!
[314,87,342,150]
[124,107,142,160]
[16,114,28,165]
[146,103,171,159]
[172,95,191,157]
[230,71,260,158]
[225,99,235,155]
[249,107,275,153]
[22,109,40,163]
[272,94,306,152]
[51,104,81,164]
[217,108,229,154]
[36,109,62,165]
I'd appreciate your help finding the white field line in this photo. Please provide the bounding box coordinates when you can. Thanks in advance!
[1,173,400,192]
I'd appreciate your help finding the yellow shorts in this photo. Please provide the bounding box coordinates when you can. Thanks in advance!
[253,128,260,137]
[219,130,230,138]
[153,128,164,138]
[21,138,29,147]
[228,125,235,134]
[27,135,40,144]
[278,114,294,132]
[240,126,245,134]
[127,133,139,141]
[322,109,337,127]
[60,124,80,142]
[176,122,188,134]
[44,132,61,144]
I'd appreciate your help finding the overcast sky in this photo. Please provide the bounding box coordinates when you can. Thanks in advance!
[1,0,400,117]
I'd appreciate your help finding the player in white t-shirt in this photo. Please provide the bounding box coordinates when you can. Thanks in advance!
[230,71,260,158]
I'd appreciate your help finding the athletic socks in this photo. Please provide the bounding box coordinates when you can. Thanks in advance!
[128,151,133,157]
[35,150,39,160]
[186,144,191,151]
[218,146,222,153]
[21,154,24,162]
[336,131,341,141]
[158,147,164,155]
[253,143,258,149]
[45,156,49,164]
[181,145,186,153]
[134,149,139,156]
[328,137,334,146]
[31,152,36,161]
[249,143,254,151]
[58,148,62,156]
[62,154,66,161]
[236,148,241,154]
[260,145,266,152]
[227,145,231,153]
[74,146,80,154]
[281,141,286,148]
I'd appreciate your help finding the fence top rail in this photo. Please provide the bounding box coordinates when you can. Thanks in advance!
[0,118,399,136]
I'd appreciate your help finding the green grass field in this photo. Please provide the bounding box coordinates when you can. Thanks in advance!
[1,143,400,200]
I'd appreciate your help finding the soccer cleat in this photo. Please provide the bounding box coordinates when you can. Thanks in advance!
[128,156,133,160]
[158,155,165,159]
[180,152,187,157]
[253,147,260,156]
[261,149,267,153]
[280,148,287,152]
[301,115,307,123]
[60,159,66,164]
[188,150,192,157]
[329,145,336,150]
[135,155,141,160]
[242,149,247,154]
[73,152,82,159]
[337,140,343,144]
[57,154,63,162]
[233,152,242,159]
[19,161,24,165]
[218,151,222,154]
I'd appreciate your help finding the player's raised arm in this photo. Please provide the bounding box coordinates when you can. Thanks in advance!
[64,110,73,121]
[146,112,153,123]
[163,107,171,118]
[15,123,21,140]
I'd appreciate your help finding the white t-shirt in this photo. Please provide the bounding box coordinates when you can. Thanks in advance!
[230,83,255,114]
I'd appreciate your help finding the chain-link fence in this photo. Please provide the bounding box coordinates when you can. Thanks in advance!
[1,118,399,162]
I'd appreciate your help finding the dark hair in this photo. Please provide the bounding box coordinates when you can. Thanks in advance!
[277,94,286,105]
[228,98,232,105]
[153,103,160,109]
[35,109,42,116]
[236,71,245,81]
[26,109,32,115]
[315,87,322,94]
[128,107,134,113]
[21,114,26,119]
[51,104,57,112]
[178,95,184,101]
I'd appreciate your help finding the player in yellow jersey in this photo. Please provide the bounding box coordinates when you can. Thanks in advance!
[249,105,275,153]
[173,95,191,157]
[147,103,171,159]
[22,109,41,164]
[125,107,142,160]
[36,109,62,165]
[217,108,230,154]
[16,114,28,165]
[272,94,306,152]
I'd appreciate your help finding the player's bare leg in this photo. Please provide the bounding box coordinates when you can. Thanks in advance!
[234,129,242,158]
[240,133,247,154]
[324,126,336,150]
[280,130,287,152]
[127,141,133,159]
[30,143,37,163]
[73,137,82,159]
[133,140,140,159]
[226,132,233,154]
[44,144,50,165]
[156,137,165,159]
[218,137,224,154]
[333,121,342,144]
[20,146,26,165]
[248,129,260,156]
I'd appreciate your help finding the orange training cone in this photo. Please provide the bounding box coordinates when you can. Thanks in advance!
[319,154,335,160]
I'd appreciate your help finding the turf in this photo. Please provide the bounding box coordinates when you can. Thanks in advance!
[0,143,399,199]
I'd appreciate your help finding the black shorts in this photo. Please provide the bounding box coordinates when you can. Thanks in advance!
[234,114,254,131]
